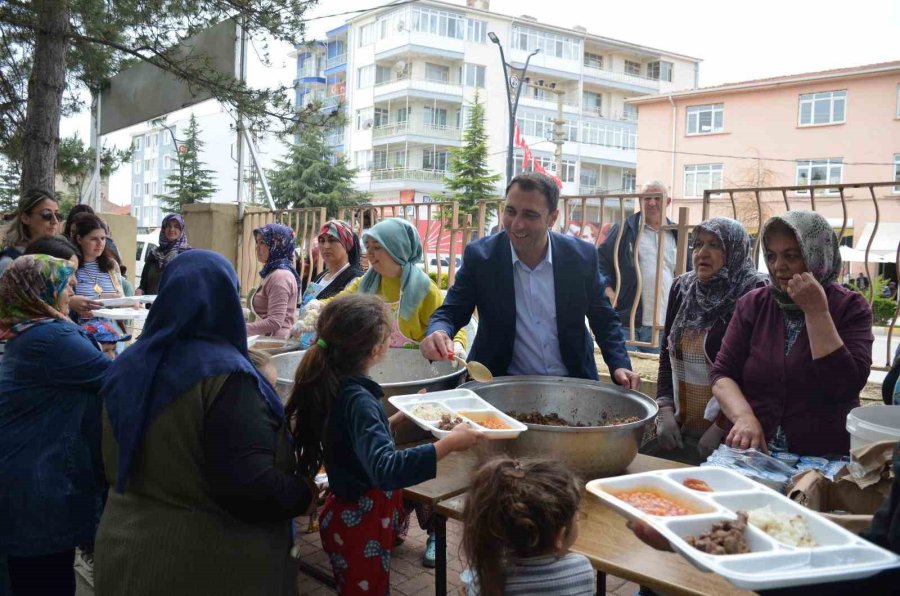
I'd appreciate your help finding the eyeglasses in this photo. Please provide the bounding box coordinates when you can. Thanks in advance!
[38,210,64,222]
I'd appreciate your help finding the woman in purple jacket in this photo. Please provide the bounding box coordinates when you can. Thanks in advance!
[711,211,873,456]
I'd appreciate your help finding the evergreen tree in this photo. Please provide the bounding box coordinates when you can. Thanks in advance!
[267,121,367,214]
[444,91,502,217]
[161,114,217,213]
[56,133,132,202]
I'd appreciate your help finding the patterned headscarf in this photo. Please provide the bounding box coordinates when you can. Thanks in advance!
[149,213,191,270]
[668,217,768,349]
[0,254,73,339]
[359,218,431,320]
[255,223,301,285]
[761,211,841,311]
[318,219,361,268]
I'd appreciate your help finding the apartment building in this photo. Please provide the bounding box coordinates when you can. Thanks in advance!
[630,61,900,258]
[296,0,700,219]
[129,127,179,229]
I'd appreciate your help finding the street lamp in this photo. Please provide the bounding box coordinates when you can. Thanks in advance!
[488,32,539,186]
[150,117,183,199]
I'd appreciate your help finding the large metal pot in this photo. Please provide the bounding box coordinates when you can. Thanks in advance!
[460,376,658,480]
[272,348,466,443]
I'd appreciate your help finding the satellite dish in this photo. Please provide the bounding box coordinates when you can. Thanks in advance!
[393,60,407,73]
[362,118,375,130]
[397,20,406,32]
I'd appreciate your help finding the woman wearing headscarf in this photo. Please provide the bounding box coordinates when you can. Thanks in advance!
[327,217,465,568]
[94,250,315,596]
[711,211,873,456]
[0,255,111,596]
[246,223,300,339]
[0,189,62,276]
[137,213,191,296]
[305,220,362,304]
[645,218,768,464]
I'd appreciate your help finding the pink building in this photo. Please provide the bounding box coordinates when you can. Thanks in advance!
[629,61,900,274]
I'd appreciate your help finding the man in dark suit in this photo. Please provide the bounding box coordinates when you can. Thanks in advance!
[421,172,640,387]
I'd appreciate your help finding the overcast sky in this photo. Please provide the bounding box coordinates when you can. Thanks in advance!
[60,0,899,204]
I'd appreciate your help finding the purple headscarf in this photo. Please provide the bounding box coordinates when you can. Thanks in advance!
[150,213,191,270]
[255,223,301,285]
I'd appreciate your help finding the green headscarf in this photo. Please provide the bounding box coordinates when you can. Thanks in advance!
[0,254,73,339]
[761,210,841,311]
[359,218,431,320]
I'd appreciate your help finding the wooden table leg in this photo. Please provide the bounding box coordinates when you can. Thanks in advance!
[597,570,606,594]
[435,514,448,596]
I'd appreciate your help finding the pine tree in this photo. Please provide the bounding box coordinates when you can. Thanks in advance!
[161,114,217,213]
[444,91,502,217]
[267,121,367,214]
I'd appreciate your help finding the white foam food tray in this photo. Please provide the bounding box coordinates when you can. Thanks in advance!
[92,308,149,321]
[96,297,141,307]
[137,294,156,304]
[586,467,900,591]
[388,388,527,440]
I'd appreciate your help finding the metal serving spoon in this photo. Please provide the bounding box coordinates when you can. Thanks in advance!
[453,356,493,383]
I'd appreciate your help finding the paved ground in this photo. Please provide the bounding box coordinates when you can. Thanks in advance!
[293,516,639,596]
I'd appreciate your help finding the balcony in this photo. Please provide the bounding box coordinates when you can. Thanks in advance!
[583,66,660,94]
[326,53,347,69]
[519,94,580,113]
[325,132,344,147]
[322,95,345,109]
[374,77,463,101]
[372,121,461,142]
[371,168,449,183]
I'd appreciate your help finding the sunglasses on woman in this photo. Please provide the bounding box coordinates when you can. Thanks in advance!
[38,209,64,222]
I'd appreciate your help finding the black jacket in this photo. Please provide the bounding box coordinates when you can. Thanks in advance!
[597,212,691,327]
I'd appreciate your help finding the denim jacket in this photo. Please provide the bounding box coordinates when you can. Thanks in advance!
[0,320,110,556]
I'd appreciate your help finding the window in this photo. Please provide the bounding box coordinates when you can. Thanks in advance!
[511,25,581,61]
[423,149,448,171]
[795,159,842,193]
[624,60,641,76]
[623,104,638,121]
[466,18,486,43]
[647,61,673,82]
[133,183,140,196]
[425,62,450,83]
[150,132,158,148]
[144,182,151,196]
[164,155,171,169]
[373,149,388,169]
[374,108,390,127]
[798,90,846,126]
[580,120,637,149]
[395,107,411,124]
[514,155,575,182]
[133,136,142,151]
[894,154,900,193]
[583,91,602,116]
[584,53,603,69]
[355,150,372,171]
[356,65,374,89]
[410,7,465,39]
[424,106,448,127]
[375,65,392,85]
[150,181,157,195]
[390,149,407,168]
[133,160,142,174]
[683,164,724,198]
[358,23,376,46]
[356,107,373,130]
[463,64,485,88]
[622,170,636,192]
[686,103,724,135]
[580,167,599,188]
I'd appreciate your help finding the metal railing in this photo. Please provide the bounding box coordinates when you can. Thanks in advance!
[321,95,344,109]
[702,180,900,369]
[326,53,347,69]
[583,65,661,90]
[372,121,461,140]
[373,77,463,97]
[371,168,448,182]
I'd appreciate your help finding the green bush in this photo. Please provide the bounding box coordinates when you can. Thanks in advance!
[872,298,898,326]
[428,271,450,289]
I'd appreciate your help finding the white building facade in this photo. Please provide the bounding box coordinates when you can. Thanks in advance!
[309,0,700,207]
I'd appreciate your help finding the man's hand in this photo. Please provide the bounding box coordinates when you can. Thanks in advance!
[613,368,641,390]
[420,331,453,361]
[697,424,727,459]
[656,407,683,450]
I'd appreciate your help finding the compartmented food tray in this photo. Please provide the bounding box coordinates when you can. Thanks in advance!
[96,297,141,308]
[586,466,900,591]
[388,388,527,440]
[137,294,156,304]
[92,307,149,321]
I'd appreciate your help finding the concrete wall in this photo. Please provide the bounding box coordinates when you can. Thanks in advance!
[102,213,137,283]
[183,202,240,267]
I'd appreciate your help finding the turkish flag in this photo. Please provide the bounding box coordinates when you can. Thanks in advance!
[522,146,533,170]
[514,123,525,149]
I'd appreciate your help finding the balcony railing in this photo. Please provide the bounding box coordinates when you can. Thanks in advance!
[326,53,347,69]
[519,95,580,110]
[372,121,461,140]
[373,77,463,98]
[322,95,345,109]
[371,168,448,182]
[583,65,660,91]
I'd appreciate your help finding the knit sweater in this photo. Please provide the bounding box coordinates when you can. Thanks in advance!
[246,269,298,338]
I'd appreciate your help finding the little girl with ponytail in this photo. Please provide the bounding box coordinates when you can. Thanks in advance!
[286,293,483,595]
[461,457,595,596]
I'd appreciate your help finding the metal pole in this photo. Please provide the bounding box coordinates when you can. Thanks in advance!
[553,89,564,181]
[93,92,102,210]
[510,49,539,182]
[236,19,248,218]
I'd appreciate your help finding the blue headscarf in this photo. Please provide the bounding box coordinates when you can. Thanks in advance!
[255,223,301,285]
[101,250,284,492]
[359,218,431,320]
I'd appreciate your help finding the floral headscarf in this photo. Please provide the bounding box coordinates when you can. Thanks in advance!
[318,219,361,269]
[255,223,301,285]
[149,213,191,270]
[761,211,841,311]
[0,254,73,339]
[668,217,768,349]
